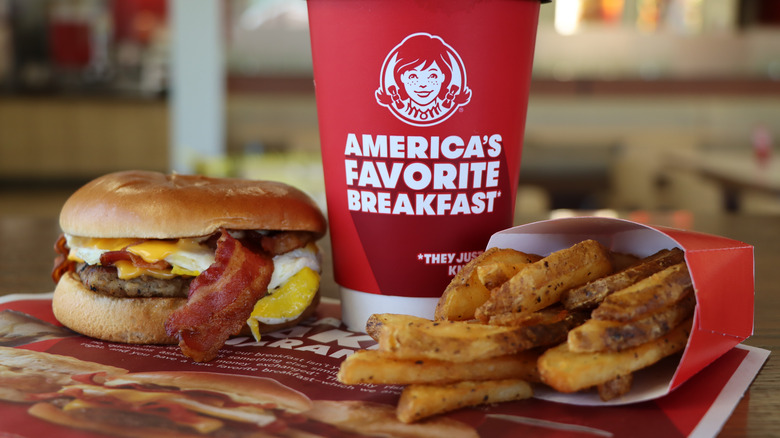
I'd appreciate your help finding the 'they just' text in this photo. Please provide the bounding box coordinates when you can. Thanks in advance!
[418,250,483,275]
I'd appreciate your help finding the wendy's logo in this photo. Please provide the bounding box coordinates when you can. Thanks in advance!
[376,33,471,127]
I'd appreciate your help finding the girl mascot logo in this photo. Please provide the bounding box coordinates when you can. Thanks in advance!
[376,33,471,127]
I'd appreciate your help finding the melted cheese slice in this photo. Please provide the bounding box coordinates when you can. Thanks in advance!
[112,260,178,280]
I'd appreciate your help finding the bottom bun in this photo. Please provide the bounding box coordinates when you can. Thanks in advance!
[53,273,319,345]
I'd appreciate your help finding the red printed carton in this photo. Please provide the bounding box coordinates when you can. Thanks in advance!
[485,216,754,405]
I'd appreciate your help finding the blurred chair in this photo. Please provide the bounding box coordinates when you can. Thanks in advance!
[608,132,723,214]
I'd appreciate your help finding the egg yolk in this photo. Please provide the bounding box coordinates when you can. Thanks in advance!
[247,267,320,341]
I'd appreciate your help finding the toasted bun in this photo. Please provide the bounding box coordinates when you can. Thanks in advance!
[60,170,327,239]
[53,273,319,345]
[106,371,313,412]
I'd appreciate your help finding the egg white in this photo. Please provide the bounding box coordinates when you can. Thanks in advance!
[268,246,321,291]
[65,235,214,275]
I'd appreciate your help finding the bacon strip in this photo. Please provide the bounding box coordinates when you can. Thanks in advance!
[165,230,273,362]
[52,234,75,283]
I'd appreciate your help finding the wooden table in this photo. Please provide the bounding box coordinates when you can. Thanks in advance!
[0,209,777,437]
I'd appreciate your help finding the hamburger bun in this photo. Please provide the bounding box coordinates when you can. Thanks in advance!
[59,170,326,239]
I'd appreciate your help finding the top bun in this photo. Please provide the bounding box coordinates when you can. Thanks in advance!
[60,171,327,239]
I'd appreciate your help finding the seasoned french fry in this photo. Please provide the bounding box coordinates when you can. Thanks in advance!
[397,379,533,423]
[592,263,693,322]
[488,305,580,327]
[476,251,542,290]
[488,306,590,350]
[475,239,613,322]
[434,248,540,322]
[538,317,692,393]
[562,248,685,311]
[568,292,695,352]
[597,373,633,401]
[366,313,431,342]
[378,318,553,362]
[337,349,540,385]
[608,251,641,272]
[337,239,695,422]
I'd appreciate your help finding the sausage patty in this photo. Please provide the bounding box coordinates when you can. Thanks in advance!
[77,264,191,299]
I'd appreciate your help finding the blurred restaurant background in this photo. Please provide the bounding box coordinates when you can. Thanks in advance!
[1,0,779,219]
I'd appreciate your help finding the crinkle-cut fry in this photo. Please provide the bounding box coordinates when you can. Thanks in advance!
[568,291,695,352]
[475,239,613,322]
[538,317,692,393]
[562,248,685,311]
[337,349,540,385]
[434,248,540,322]
[591,263,693,322]
[397,379,533,424]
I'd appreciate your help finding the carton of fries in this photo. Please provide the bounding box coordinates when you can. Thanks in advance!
[337,215,754,422]
[484,216,754,405]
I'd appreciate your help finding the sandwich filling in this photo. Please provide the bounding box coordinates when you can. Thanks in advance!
[62,234,320,307]
[53,229,321,359]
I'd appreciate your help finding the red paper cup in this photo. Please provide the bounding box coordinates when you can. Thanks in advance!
[307,0,547,331]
